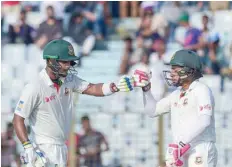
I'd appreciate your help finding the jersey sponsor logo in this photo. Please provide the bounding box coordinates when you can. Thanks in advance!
[44,93,56,103]
[16,100,24,111]
[199,104,212,111]
[64,88,70,95]
[195,156,203,165]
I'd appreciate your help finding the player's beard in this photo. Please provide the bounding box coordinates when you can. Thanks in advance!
[172,77,181,87]
[58,69,68,77]
[163,70,181,87]
[58,65,78,77]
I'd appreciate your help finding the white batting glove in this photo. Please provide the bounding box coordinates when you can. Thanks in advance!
[133,69,152,91]
[116,75,134,92]
[21,141,47,167]
[165,142,191,167]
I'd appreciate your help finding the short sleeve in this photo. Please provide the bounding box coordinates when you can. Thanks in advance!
[14,84,40,118]
[196,86,214,116]
[71,75,90,94]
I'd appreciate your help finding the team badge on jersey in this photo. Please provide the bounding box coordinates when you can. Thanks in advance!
[183,98,188,106]
[65,88,70,95]
[65,75,74,83]
[195,156,203,165]
[68,45,75,56]
[16,100,24,111]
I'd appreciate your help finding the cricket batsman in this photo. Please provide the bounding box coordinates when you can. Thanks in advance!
[12,39,136,167]
[133,50,217,167]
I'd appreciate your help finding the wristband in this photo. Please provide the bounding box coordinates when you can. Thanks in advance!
[102,83,118,96]
[142,83,151,92]
[22,140,33,149]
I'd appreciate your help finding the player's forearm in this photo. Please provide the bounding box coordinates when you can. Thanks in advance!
[179,115,211,144]
[143,90,158,117]
[12,114,30,143]
[83,83,105,96]
[83,83,118,97]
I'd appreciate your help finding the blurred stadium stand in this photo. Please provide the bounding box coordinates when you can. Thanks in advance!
[2,41,232,167]
[1,2,232,167]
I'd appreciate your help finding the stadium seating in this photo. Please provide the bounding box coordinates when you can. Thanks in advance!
[214,10,232,33]
[2,44,26,67]
[27,44,46,66]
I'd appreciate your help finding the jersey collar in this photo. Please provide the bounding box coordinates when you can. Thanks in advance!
[189,79,199,90]
[180,79,199,93]
[40,69,54,87]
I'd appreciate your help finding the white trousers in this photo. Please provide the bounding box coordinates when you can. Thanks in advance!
[166,142,218,167]
[37,144,68,167]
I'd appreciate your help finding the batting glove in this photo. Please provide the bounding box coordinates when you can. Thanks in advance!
[133,69,152,92]
[116,75,134,92]
[21,141,47,167]
[165,142,191,167]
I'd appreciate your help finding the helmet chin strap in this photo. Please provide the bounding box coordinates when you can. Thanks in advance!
[47,59,78,82]
[47,60,69,78]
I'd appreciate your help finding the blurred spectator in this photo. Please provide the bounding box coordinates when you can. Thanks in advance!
[139,2,168,39]
[150,39,172,66]
[130,40,146,66]
[151,12,169,40]
[201,14,210,42]
[66,2,107,40]
[149,39,169,100]
[2,1,20,15]
[119,36,134,75]
[1,12,8,45]
[221,49,232,79]
[139,1,156,17]
[20,1,41,12]
[182,1,205,13]
[204,32,228,74]
[178,12,202,52]
[1,14,5,35]
[160,2,182,24]
[160,2,183,42]
[8,10,35,45]
[120,1,139,18]
[197,14,212,57]
[83,2,106,40]
[40,1,65,22]
[1,122,19,167]
[209,1,230,12]
[136,14,161,55]
[129,50,149,75]
[35,5,63,49]
[67,12,96,56]
[77,115,109,167]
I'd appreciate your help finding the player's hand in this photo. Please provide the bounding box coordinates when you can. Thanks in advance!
[133,69,152,91]
[116,75,134,92]
[165,142,191,167]
[21,141,47,167]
